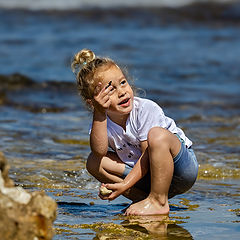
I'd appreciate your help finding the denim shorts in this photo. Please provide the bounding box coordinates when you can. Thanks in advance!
[122,135,198,198]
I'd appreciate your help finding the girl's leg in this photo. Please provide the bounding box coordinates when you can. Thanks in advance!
[86,151,147,202]
[86,151,125,184]
[125,127,181,215]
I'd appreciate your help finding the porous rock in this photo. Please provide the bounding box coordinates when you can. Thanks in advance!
[0,152,57,240]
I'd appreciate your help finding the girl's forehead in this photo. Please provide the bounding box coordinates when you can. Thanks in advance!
[96,65,123,84]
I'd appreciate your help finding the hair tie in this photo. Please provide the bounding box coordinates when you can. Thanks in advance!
[83,62,87,65]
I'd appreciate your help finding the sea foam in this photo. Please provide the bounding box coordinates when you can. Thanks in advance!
[0,0,236,10]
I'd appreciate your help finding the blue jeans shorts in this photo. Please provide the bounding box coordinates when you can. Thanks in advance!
[122,135,198,198]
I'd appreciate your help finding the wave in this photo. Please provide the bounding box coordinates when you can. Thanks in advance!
[0,0,238,10]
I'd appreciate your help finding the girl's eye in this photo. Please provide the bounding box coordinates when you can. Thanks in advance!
[121,80,126,85]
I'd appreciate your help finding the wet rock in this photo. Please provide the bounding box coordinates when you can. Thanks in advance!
[99,186,112,196]
[0,73,34,90]
[0,152,57,240]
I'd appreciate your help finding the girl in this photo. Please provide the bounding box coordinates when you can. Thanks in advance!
[71,49,198,216]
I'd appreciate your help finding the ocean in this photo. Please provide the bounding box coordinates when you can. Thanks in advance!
[0,0,239,239]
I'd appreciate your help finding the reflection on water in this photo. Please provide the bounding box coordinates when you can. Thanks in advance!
[55,203,193,239]
[122,215,193,239]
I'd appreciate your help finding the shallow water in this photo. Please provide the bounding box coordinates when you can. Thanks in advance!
[0,1,240,239]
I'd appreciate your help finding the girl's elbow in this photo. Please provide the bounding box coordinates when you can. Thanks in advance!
[90,147,108,158]
[94,151,107,158]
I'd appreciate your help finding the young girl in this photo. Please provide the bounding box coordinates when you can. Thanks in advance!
[71,49,198,216]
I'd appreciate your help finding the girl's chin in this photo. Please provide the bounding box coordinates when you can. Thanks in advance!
[108,106,132,116]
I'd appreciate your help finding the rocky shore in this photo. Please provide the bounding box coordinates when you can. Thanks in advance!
[0,152,57,240]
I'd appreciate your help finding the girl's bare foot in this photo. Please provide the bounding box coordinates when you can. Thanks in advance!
[123,187,148,203]
[124,196,169,216]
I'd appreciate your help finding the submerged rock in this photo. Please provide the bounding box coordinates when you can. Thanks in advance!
[0,152,57,240]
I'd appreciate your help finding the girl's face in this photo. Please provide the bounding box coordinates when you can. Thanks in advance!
[97,65,134,119]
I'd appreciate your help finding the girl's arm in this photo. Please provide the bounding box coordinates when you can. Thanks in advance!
[90,110,108,157]
[105,140,149,200]
[90,82,113,157]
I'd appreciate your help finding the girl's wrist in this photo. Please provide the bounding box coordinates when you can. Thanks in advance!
[93,109,107,120]
[122,179,131,191]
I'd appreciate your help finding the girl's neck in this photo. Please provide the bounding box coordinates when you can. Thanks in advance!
[107,113,129,131]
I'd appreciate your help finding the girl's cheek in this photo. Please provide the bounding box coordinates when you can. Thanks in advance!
[109,95,116,104]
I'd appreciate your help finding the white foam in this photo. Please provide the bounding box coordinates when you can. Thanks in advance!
[0,0,236,10]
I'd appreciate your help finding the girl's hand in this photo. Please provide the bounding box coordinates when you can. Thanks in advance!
[92,82,113,114]
[100,182,128,201]
[98,183,112,200]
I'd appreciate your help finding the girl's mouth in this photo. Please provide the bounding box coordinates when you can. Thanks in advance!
[119,98,130,106]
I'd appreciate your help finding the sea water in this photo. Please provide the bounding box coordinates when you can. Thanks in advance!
[0,1,239,239]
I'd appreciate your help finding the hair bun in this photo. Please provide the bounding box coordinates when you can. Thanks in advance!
[71,49,95,73]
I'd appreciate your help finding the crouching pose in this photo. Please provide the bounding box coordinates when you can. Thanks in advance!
[71,49,198,215]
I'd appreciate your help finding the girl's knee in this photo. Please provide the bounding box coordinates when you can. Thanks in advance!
[147,127,180,157]
[147,127,170,148]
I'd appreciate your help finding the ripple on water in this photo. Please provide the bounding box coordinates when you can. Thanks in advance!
[9,157,98,190]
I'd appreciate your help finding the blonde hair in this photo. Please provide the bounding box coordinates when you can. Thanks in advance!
[71,49,116,105]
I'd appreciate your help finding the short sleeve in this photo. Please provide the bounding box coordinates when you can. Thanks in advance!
[137,99,167,141]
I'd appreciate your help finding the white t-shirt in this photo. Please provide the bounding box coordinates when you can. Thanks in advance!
[106,97,192,167]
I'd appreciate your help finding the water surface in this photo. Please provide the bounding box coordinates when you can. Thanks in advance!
[0,1,239,239]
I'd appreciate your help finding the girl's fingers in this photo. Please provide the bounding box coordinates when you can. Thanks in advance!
[105,183,115,190]
[100,95,111,108]
[92,82,113,111]
[107,194,115,201]
[94,82,113,97]
[105,81,112,90]
[95,89,112,105]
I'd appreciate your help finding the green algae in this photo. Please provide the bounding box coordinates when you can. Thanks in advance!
[53,138,89,146]
[55,215,193,240]
[228,208,240,217]
[178,198,199,211]
[54,190,97,200]
[81,222,152,239]
[206,136,240,147]
[198,164,240,180]
[56,222,152,239]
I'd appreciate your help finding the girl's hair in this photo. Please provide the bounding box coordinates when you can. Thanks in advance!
[71,49,116,105]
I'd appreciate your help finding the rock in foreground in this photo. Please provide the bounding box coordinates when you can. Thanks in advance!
[0,152,57,240]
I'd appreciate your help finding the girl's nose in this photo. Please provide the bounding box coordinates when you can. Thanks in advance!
[118,88,125,97]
